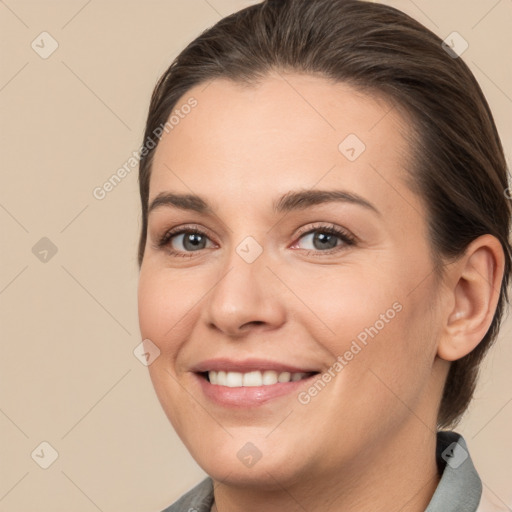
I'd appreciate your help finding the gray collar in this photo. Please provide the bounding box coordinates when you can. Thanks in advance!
[426,430,482,511]
[162,431,482,512]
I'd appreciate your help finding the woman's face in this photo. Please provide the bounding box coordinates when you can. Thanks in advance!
[138,73,447,487]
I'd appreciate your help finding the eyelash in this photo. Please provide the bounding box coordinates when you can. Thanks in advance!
[156,222,356,258]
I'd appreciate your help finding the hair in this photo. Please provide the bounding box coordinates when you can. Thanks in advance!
[137,0,511,429]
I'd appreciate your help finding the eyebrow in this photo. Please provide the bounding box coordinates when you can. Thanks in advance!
[147,189,380,216]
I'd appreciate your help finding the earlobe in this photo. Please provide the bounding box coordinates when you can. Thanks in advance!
[437,234,505,362]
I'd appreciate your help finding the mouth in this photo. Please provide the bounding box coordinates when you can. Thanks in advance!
[191,361,321,407]
[199,370,318,387]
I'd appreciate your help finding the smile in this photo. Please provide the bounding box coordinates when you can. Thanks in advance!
[204,370,314,387]
[191,361,321,407]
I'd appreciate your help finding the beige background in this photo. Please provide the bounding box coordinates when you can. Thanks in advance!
[0,0,511,510]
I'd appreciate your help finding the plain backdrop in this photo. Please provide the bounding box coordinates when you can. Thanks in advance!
[1,0,511,510]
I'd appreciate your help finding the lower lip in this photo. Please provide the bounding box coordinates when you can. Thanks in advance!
[194,373,317,407]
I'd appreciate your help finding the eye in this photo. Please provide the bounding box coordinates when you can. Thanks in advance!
[155,222,356,258]
[157,225,215,257]
[292,223,356,254]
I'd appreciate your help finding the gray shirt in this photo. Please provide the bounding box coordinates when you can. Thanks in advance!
[160,431,496,512]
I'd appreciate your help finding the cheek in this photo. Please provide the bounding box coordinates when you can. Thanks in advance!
[137,266,201,347]
[302,263,436,394]
[344,288,437,423]
[137,267,200,428]
[291,266,402,344]
[137,274,168,341]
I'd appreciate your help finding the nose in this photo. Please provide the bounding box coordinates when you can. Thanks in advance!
[201,247,287,337]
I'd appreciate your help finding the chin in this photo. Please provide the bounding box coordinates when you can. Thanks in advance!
[202,459,303,490]
[185,434,312,490]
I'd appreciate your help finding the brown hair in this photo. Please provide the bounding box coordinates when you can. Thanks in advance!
[137,0,511,428]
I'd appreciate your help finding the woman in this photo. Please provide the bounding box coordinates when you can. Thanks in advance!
[136,0,511,510]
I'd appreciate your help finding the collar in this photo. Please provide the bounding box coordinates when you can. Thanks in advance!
[425,430,482,511]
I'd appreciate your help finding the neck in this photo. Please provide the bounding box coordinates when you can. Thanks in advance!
[211,423,440,512]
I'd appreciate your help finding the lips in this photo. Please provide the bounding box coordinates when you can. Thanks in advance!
[190,358,321,407]
[191,357,319,374]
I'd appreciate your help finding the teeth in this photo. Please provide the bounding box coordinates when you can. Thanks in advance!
[262,370,278,385]
[278,371,291,383]
[209,371,218,385]
[225,371,243,387]
[207,370,308,387]
[243,371,263,386]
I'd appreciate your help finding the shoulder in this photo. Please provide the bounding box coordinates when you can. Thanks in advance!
[160,477,214,512]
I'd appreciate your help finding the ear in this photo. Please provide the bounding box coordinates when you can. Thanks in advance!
[437,234,505,362]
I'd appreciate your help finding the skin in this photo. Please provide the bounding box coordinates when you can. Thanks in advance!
[137,72,504,512]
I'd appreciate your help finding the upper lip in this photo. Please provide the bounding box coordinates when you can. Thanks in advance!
[191,358,319,374]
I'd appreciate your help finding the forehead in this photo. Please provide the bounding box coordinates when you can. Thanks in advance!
[149,72,415,213]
